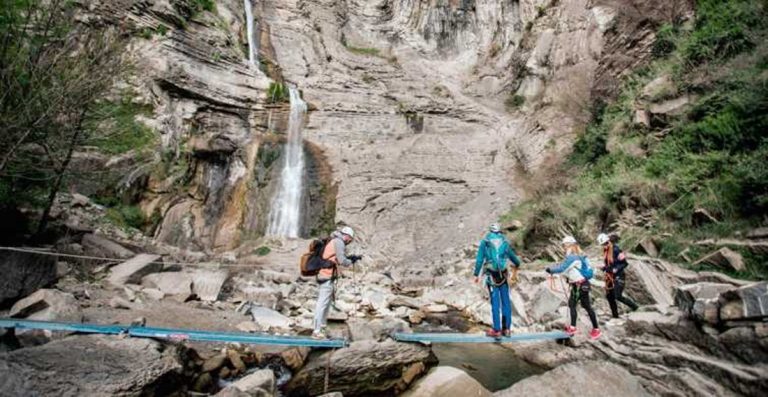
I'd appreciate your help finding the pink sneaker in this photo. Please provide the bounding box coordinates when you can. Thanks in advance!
[485,329,502,338]
[589,328,602,340]
[565,325,577,336]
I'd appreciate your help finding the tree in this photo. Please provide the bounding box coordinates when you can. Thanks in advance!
[0,0,131,238]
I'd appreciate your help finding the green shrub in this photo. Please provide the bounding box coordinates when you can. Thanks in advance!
[254,246,271,256]
[345,46,381,57]
[267,82,289,103]
[505,94,525,111]
[107,205,146,230]
[87,94,157,155]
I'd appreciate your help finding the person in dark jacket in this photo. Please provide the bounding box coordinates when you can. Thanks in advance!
[597,233,639,318]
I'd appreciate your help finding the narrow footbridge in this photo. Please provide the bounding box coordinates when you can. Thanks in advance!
[0,318,347,348]
[0,318,570,348]
[392,331,570,344]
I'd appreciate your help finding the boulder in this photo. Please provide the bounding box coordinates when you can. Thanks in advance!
[0,335,183,396]
[649,95,693,116]
[641,75,675,101]
[0,251,57,308]
[141,272,193,301]
[402,366,491,397]
[255,270,294,284]
[494,361,651,396]
[389,295,424,310]
[424,304,449,313]
[191,269,229,301]
[82,233,135,259]
[9,289,81,322]
[236,286,281,309]
[347,317,410,342]
[746,227,768,240]
[674,282,735,317]
[719,282,768,322]
[529,283,564,321]
[693,248,745,272]
[280,347,310,372]
[636,238,659,258]
[634,108,651,128]
[217,369,275,396]
[250,306,292,330]
[107,254,162,286]
[693,207,719,225]
[285,340,437,396]
[9,289,83,346]
[142,288,165,300]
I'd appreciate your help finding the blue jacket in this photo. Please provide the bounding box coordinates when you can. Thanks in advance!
[547,254,589,284]
[604,244,629,277]
[474,232,521,277]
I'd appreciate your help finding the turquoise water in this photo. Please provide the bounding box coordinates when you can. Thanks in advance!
[430,342,544,392]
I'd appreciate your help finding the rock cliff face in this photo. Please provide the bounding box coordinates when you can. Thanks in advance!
[84,0,691,261]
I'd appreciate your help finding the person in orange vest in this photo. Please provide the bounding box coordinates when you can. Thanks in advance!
[312,226,361,339]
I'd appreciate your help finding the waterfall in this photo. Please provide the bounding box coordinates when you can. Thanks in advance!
[266,87,307,238]
[244,0,258,66]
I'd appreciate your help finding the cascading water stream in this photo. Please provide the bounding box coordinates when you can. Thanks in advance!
[266,87,307,238]
[244,0,258,66]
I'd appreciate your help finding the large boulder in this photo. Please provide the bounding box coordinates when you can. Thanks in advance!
[107,254,162,286]
[719,282,768,322]
[285,340,437,396]
[0,335,183,396]
[216,369,275,397]
[674,282,735,324]
[8,288,82,347]
[141,271,193,301]
[529,283,564,321]
[82,233,135,259]
[494,361,651,396]
[190,269,229,302]
[250,306,292,331]
[693,248,745,272]
[0,251,57,308]
[347,317,410,342]
[402,366,491,397]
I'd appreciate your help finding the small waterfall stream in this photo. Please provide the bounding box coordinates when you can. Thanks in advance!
[266,87,307,238]
[244,0,258,66]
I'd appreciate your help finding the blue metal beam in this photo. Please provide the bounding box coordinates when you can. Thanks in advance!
[0,318,127,335]
[0,318,347,348]
[392,331,570,344]
[129,325,347,348]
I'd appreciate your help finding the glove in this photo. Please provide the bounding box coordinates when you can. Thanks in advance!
[348,255,362,263]
[545,268,552,274]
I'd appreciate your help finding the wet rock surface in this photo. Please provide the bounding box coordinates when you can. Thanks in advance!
[0,335,183,396]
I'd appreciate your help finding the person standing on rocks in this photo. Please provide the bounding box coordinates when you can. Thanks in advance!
[312,226,361,339]
[474,223,521,338]
[598,233,639,318]
[546,236,601,340]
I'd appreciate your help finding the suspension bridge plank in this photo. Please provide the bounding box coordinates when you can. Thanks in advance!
[392,331,570,344]
[0,318,347,348]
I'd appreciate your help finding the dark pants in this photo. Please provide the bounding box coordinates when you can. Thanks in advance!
[569,282,598,329]
[606,276,639,318]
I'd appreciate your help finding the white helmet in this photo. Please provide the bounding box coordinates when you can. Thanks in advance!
[597,233,610,245]
[489,223,501,233]
[562,236,577,245]
[340,226,355,239]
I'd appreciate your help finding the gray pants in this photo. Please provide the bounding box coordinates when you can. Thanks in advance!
[314,279,335,332]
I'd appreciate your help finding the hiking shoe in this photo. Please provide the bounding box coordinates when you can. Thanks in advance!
[485,329,502,338]
[311,330,327,339]
[502,329,511,337]
[565,325,578,336]
[589,328,602,340]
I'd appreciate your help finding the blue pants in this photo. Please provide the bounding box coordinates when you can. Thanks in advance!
[488,283,512,331]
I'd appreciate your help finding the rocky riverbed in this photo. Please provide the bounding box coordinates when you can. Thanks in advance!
[1,197,767,396]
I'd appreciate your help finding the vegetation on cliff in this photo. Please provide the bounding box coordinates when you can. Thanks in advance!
[506,0,768,279]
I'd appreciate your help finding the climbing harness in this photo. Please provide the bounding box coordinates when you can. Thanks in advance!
[604,271,615,291]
